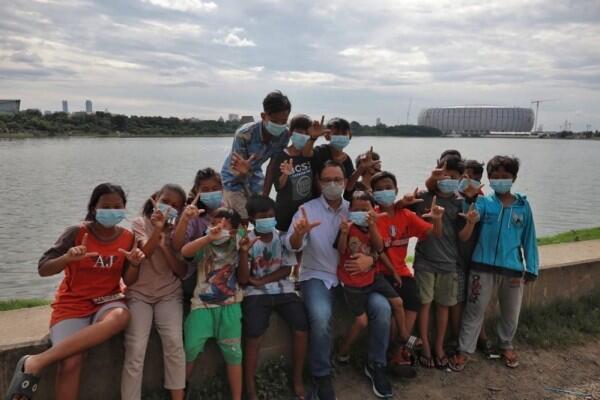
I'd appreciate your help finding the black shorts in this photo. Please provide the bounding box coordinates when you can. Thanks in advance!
[242,293,308,338]
[385,275,420,312]
[343,275,399,317]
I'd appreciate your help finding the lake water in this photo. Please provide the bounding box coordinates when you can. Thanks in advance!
[1,136,599,299]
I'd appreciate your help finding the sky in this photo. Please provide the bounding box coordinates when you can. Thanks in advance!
[1,0,599,131]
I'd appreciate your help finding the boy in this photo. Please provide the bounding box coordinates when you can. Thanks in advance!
[181,208,244,400]
[450,156,539,371]
[238,195,308,400]
[221,91,292,223]
[354,148,382,192]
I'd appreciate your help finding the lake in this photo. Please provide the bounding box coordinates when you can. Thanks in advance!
[1,136,599,299]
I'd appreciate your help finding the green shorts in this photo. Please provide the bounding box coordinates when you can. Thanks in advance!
[415,270,458,307]
[184,303,242,365]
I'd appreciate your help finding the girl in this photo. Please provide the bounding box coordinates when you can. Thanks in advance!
[121,184,187,400]
[5,183,145,400]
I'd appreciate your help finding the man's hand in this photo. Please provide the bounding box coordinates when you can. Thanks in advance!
[293,206,321,236]
[344,253,374,276]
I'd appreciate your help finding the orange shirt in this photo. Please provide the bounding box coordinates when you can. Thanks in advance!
[375,208,432,277]
[49,225,134,326]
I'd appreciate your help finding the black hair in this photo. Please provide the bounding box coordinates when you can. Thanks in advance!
[85,183,127,221]
[351,190,375,207]
[320,160,346,178]
[439,149,461,161]
[142,184,187,218]
[289,114,311,132]
[246,194,276,218]
[355,150,380,167]
[326,117,351,132]
[263,91,291,115]
[437,154,465,174]
[213,207,242,229]
[370,171,397,190]
[486,155,520,178]
[188,167,222,205]
[464,159,485,176]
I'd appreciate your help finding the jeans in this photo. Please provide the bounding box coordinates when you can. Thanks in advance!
[301,278,391,377]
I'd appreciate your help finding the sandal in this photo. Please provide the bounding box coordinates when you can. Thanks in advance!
[434,355,449,370]
[418,354,435,369]
[5,355,40,400]
[449,353,469,372]
[389,347,417,378]
[501,350,519,368]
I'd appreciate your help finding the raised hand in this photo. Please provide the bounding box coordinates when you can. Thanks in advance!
[458,203,479,224]
[358,147,382,175]
[182,191,205,221]
[150,196,167,230]
[231,152,257,176]
[293,206,321,236]
[206,219,227,241]
[399,187,425,206]
[430,161,450,182]
[307,115,329,139]
[280,159,294,176]
[66,233,99,262]
[118,238,145,266]
[367,210,387,226]
[422,195,445,220]
[461,178,484,199]
[239,235,259,253]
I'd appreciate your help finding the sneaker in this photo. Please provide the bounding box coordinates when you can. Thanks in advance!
[310,375,336,400]
[364,363,393,398]
[336,353,350,364]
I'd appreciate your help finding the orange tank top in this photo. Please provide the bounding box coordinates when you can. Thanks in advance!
[50,225,134,326]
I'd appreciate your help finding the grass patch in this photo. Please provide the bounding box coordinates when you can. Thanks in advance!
[537,227,600,246]
[0,298,51,311]
[516,290,600,347]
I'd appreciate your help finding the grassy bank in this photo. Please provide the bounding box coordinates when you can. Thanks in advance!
[0,298,50,311]
[537,227,600,246]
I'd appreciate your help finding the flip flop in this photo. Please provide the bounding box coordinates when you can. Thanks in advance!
[449,353,469,372]
[435,355,449,370]
[418,354,435,369]
[5,355,40,400]
[501,350,519,368]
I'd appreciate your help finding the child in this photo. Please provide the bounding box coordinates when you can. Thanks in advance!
[409,154,469,369]
[220,91,292,223]
[354,148,382,192]
[370,171,443,369]
[181,208,244,400]
[335,191,406,364]
[121,184,188,400]
[5,183,145,400]
[450,156,539,371]
[237,195,308,400]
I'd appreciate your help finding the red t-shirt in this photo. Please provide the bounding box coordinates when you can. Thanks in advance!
[375,208,432,277]
[48,225,134,326]
[337,224,375,288]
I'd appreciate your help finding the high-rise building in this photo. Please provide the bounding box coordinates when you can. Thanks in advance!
[62,100,69,113]
[376,117,381,126]
[85,100,93,114]
[0,100,20,113]
[228,113,239,122]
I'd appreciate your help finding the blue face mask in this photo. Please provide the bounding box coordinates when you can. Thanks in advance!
[437,179,459,194]
[458,178,481,193]
[330,135,350,150]
[200,191,223,209]
[348,211,368,227]
[158,203,179,223]
[291,131,309,150]
[490,179,513,194]
[373,190,396,206]
[254,217,277,234]
[95,209,126,228]
[265,120,287,137]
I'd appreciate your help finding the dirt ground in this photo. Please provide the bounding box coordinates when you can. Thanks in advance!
[332,342,600,400]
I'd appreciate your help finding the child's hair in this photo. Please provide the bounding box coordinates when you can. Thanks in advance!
[326,117,351,132]
[263,91,292,114]
[320,160,346,178]
[439,149,461,161]
[142,184,187,218]
[351,191,375,207]
[289,114,311,132]
[464,159,485,176]
[355,150,380,166]
[437,154,465,174]
[246,195,276,219]
[85,183,127,221]
[213,207,242,229]
[487,155,520,178]
[370,171,397,190]
[188,167,222,205]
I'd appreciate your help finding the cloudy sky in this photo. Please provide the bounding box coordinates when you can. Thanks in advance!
[1,0,599,130]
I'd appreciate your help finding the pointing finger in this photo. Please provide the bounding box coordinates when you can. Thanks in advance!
[84,252,99,258]
[309,221,321,229]
[191,190,201,207]
[82,233,88,247]
[320,115,325,126]
[300,206,308,221]
[431,195,437,208]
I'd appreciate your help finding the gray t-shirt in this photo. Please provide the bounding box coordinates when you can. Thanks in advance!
[411,191,464,273]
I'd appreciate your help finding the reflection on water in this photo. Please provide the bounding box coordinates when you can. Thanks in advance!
[1,136,599,299]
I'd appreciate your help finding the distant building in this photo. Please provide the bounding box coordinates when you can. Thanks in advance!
[376,117,381,126]
[85,100,93,114]
[0,99,20,113]
[239,115,254,124]
[228,113,239,122]
[62,100,69,113]
[44,110,52,115]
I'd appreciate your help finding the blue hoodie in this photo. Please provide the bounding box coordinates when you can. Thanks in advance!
[470,192,539,279]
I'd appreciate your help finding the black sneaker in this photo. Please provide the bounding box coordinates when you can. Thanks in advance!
[364,362,393,398]
[310,375,336,400]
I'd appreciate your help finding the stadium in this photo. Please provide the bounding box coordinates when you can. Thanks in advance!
[417,106,535,135]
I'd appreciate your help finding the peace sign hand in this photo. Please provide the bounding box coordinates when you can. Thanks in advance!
[118,238,145,266]
[182,191,206,222]
[280,159,294,176]
[422,195,445,220]
[231,152,257,176]
[307,115,329,139]
[458,203,479,224]
[66,233,99,262]
[239,235,260,254]
[461,178,484,200]
[293,206,321,236]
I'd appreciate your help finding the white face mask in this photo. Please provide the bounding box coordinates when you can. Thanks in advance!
[321,182,344,200]
[209,226,231,245]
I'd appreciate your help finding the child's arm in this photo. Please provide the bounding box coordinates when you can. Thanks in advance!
[278,158,294,189]
[458,203,480,242]
[379,252,402,286]
[172,193,203,251]
[521,202,539,279]
[39,230,98,277]
[248,266,293,287]
[367,211,384,253]
[181,235,213,258]
[425,161,449,193]
[120,239,146,286]
[237,235,259,285]
[337,219,350,256]
[138,208,168,259]
[158,235,187,279]
[302,118,327,158]
[421,196,445,237]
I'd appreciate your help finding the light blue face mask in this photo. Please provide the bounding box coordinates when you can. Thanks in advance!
[348,211,368,227]
[458,178,481,193]
[266,120,287,137]
[490,179,513,194]
[373,190,396,206]
[200,191,223,209]
[330,135,350,150]
[254,217,277,234]
[95,209,126,228]
[158,203,179,223]
[291,131,309,150]
[437,179,459,194]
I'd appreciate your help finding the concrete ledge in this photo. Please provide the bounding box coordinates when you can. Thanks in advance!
[1,240,599,399]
